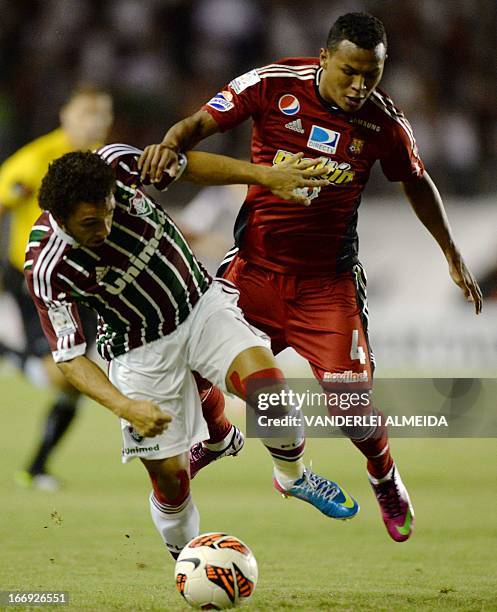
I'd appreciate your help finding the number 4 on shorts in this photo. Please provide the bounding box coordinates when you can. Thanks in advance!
[350,329,366,364]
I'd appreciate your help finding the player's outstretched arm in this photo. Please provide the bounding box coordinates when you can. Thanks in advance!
[181,151,329,206]
[138,110,219,182]
[402,172,482,314]
[57,355,171,437]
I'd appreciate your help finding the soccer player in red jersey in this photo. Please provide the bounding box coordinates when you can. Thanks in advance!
[139,12,482,542]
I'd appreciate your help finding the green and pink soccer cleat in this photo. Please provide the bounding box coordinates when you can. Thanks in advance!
[369,464,414,542]
[189,426,245,479]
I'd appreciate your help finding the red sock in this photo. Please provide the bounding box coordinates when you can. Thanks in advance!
[193,373,231,444]
[351,421,393,479]
[201,385,231,444]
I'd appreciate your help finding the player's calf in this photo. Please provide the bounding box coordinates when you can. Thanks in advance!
[227,347,359,519]
[142,455,199,559]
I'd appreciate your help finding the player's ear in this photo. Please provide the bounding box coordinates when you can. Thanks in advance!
[319,48,328,69]
[59,103,69,127]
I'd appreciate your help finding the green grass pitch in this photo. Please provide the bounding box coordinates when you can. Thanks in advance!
[1,369,497,611]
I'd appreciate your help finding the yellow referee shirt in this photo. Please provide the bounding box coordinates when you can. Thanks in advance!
[0,129,101,272]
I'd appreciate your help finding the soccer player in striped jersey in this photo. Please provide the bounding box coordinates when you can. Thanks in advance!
[25,144,359,560]
[139,12,482,542]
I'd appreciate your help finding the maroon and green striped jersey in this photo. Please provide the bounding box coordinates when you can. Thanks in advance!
[24,144,212,362]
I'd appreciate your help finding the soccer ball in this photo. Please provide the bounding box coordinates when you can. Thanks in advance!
[175,532,258,609]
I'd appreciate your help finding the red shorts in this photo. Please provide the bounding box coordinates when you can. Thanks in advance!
[223,256,374,387]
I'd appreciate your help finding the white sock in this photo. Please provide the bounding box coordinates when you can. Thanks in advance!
[204,426,234,452]
[273,458,305,489]
[149,492,199,558]
[368,464,395,485]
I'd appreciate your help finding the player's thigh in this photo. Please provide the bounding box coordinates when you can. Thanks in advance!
[224,256,287,351]
[186,280,272,393]
[141,452,188,478]
[109,335,208,462]
[287,270,373,383]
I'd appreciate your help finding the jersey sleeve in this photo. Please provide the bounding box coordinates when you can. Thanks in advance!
[97,143,187,192]
[24,263,87,363]
[201,68,266,131]
[379,115,425,182]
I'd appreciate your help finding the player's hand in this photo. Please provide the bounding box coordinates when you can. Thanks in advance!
[446,249,483,314]
[263,153,330,206]
[124,399,172,437]
[138,143,180,183]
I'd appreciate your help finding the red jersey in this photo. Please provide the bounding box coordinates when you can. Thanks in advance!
[202,57,424,275]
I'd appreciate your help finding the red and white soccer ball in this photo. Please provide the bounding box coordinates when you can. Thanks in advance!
[175,533,258,609]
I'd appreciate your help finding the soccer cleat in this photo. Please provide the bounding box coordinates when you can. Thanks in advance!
[273,469,359,520]
[14,470,61,492]
[189,426,245,479]
[369,464,414,542]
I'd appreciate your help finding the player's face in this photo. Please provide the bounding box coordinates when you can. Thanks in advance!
[61,93,114,148]
[319,40,386,112]
[63,193,116,248]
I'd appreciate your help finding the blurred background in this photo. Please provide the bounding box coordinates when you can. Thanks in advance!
[1,0,496,373]
[2,7,496,606]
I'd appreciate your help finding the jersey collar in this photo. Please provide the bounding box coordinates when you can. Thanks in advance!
[49,213,77,246]
[313,68,345,115]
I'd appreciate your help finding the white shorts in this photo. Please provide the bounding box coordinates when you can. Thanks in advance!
[108,279,270,463]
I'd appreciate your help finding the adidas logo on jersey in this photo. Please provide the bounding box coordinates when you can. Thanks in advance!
[285,119,304,134]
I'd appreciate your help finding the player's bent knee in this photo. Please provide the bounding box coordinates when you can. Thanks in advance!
[141,454,190,504]
[226,346,278,396]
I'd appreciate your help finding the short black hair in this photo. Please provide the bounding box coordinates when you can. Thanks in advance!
[326,12,387,52]
[39,151,115,222]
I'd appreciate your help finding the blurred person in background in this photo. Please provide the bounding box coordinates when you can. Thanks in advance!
[140,12,482,542]
[0,85,113,490]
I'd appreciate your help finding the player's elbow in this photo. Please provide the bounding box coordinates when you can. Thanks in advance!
[56,357,82,381]
[57,359,73,378]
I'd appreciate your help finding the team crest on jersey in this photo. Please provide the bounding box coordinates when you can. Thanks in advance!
[278,94,300,116]
[129,192,153,217]
[307,125,341,155]
[348,138,365,158]
[206,91,235,112]
[127,425,144,444]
